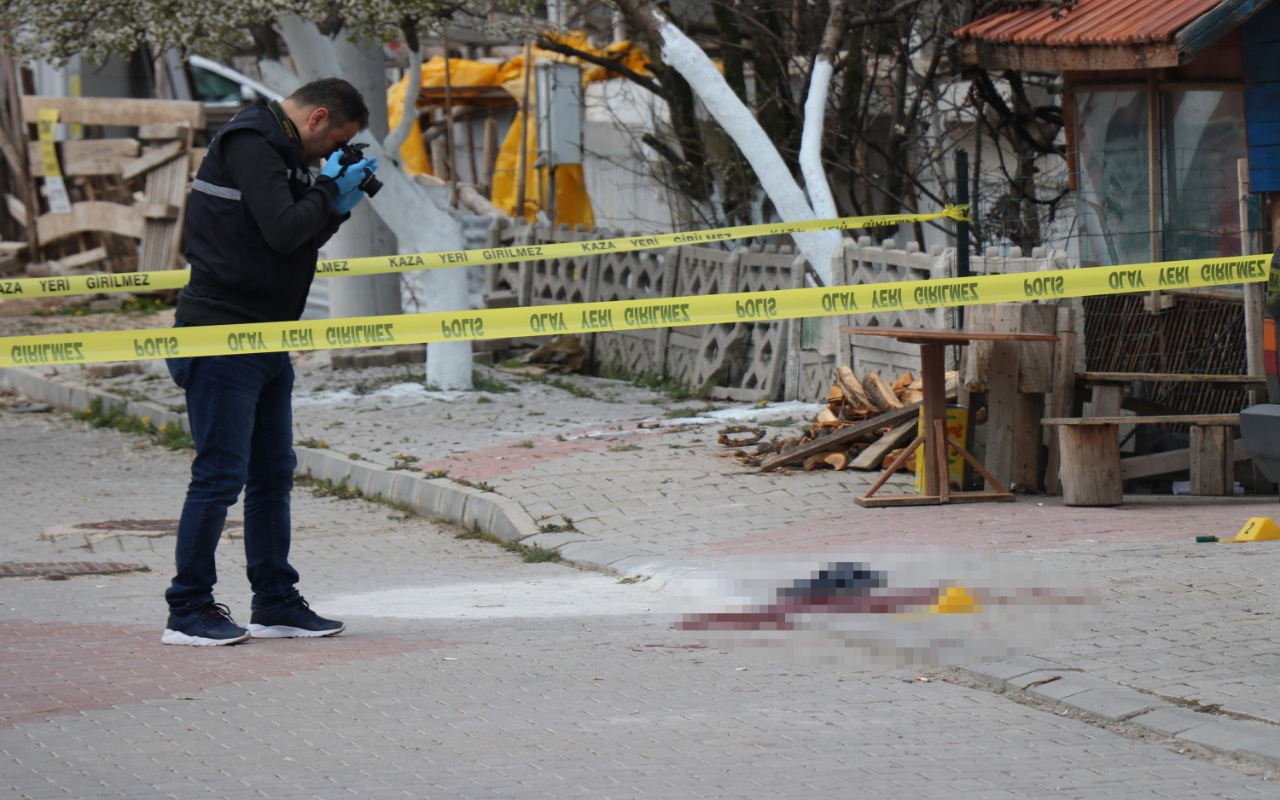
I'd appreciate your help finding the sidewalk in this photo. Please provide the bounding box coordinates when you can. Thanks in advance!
[6,355,1280,768]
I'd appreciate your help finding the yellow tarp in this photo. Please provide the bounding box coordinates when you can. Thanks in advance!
[386,57,501,178]
[385,37,651,229]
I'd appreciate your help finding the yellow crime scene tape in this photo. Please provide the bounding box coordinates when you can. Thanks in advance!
[0,255,1267,368]
[0,208,968,301]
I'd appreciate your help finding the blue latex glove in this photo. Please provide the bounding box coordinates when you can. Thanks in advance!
[333,187,365,216]
[319,153,379,195]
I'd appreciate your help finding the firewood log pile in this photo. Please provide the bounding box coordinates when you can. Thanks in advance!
[723,366,957,471]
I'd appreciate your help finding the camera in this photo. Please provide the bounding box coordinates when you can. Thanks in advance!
[335,143,382,198]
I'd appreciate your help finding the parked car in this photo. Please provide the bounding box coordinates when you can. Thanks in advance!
[164,53,282,137]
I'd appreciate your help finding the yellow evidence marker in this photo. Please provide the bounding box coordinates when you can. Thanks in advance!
[1221,517,1280,543]
[928,586,981,614]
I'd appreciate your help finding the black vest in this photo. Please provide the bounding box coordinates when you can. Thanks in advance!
[178,100,319,325]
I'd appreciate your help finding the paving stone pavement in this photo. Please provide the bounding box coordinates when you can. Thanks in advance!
[6,361,1280,794]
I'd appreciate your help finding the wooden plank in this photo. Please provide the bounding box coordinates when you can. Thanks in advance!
[855,490,1014,508]
[1120,438,1249,480]
[1191,425,1233,496]
[1089,384,1124,417]
[1016,304,1057,394]
[1081,371,1263,383]
[1011,390,1044,492]
[1175,0,1270,62]
[0,121,24,177]
[1121,448,1189,480]
[137,123,193,141]
[58,245,108,270]
[138,149,189,270]
[141,204,179,220]
[759,402,922,472]
[960,40,1179,72]
[1045,414,1240,426]
[6,193,27,226]
[120,140,185,181]
[849,420,916,471]
[28,139,140,177]
[962,303,996,393]
[1245,84,1280,123]
[984,304,1021,491]
[20,96,204,129]
[35,201,143,243]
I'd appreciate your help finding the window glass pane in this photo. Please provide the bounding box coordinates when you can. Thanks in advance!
[1161,89,1245,260]
[1074,91,1151,267]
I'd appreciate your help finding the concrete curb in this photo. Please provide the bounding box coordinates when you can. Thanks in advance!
[960,659,1280,768]
[0,366,659,576]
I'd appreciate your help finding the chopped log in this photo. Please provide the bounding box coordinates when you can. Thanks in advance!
[1056,424,1122,506]
[803,450,848,470]
[760,402,921,471]
[718,430,766,447]
[863,371,904,410]
[849,420,917,470]
[885,446,916,473]
[827,385,844,403]
[815,407,840,427]
[835,366,879,412]
[891,371,914,396]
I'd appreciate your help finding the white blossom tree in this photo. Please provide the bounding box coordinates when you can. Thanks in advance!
[7,0,506,389]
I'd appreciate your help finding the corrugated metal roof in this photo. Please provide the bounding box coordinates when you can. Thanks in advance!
[955,0,1224,46]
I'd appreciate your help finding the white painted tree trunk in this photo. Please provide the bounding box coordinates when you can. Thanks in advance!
[651,14,840,284]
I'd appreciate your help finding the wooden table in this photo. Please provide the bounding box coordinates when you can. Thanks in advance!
[841,327,1059,507]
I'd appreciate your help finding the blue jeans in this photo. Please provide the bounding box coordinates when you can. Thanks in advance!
[165,349,301,614]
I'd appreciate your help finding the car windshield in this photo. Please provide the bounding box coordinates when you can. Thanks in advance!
[190,67,243,104]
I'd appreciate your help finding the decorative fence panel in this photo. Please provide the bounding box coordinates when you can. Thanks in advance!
[483,222,1070,402]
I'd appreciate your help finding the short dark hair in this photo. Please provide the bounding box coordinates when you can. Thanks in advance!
[288,78,369,129]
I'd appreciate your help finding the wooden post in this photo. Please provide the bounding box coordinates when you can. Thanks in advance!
[1191,425,1232,496]
[1146,73,1162,313]
[1045,306,1078,496]
[921,342,948,496]
[1241,159,1265,408]
[984,304,1020,491]
[481,116,498,195]
[515,42,533,222]
[1057,423,1123,506]
[441,31,457,207]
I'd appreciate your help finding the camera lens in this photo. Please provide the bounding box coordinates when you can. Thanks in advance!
[359,173,383,198]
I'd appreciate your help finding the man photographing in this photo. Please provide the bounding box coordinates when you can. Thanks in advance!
[162,78,378,646]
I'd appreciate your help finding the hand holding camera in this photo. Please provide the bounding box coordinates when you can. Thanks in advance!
[320,143,382,214]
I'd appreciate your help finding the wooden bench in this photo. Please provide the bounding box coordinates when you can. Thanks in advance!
[1079,373,1263,417]
[1042,414,1242,506]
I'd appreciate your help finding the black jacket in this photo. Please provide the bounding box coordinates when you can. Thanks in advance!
[177,99,342,325]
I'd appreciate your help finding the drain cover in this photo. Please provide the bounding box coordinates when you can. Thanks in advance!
[0,561,149,578]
